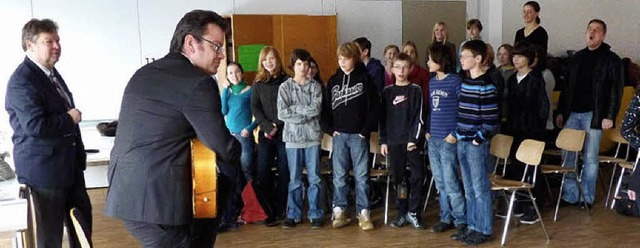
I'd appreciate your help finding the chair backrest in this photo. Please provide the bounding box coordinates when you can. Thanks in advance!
[321,134,333,152]
[609,128,629,144]
[369,132,381,154]
[555,128,586,152]
[490,134,514,159]
[516,139,546,166]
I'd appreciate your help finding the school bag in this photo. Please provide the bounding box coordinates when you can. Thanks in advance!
[240,180,268,223]
[615,167,640,217]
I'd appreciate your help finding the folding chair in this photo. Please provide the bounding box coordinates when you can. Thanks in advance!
[541,128,590,222]
[490,134,515,179]
[609,152,639,209]
[491,139,550,246]
[602,129,631,208]
[369,132,391,224]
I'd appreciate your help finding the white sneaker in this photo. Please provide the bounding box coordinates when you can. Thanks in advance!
[332,207,350,228]
[357,209,374,230]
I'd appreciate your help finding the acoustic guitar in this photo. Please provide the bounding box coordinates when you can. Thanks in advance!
[191,139,218,218]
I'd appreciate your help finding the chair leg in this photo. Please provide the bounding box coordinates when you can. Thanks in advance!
[422,177,434,212]
[528,189,550,241]
[501,190,517,247]
[384,175,390,225]
[575,172,592,216]
[605,164,618,209]
[611,167,627,210]
[554,173,567,222]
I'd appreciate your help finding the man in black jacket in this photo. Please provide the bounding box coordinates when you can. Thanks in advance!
[556,19,623,208]
[104,10,241,247]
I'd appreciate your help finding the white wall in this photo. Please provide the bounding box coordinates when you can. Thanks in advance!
[502,0,640,61]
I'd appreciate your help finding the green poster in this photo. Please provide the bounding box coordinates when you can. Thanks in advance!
[237,44,266,72]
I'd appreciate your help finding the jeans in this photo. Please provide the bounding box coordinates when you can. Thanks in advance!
[232,133,255,181]
[285,145,324,220]
[458,141,493,235]
[388,143,425,215]
[256,132,289,218]
[331,133,370,213]
[562,111,602,204]
[428,139,466,226]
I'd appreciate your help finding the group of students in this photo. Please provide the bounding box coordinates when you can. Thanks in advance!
[217,1,621,246]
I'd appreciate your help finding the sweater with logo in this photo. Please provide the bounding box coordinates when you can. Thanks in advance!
[322,63,379,137]
[379,83,425,145]
[427,73,462,140]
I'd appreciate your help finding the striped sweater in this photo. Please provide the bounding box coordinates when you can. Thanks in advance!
[455,73,498,144]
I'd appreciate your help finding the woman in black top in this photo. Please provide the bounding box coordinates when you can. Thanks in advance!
[514,1,548,53]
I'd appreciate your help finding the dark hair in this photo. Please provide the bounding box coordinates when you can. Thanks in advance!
[227,61,244,73]
[353,37,372,56]
[394,53,412,64]
[169,10,228,53]
[588,19,607,34]
[466,19,483,31]
[512,41,537,67]
[308,57,323,85]
[524,1,541,24]
[461,40,487,64]
[22,18,58,51]
[498,44,515,66]
[429,44,454,73]
[289,48,311,68]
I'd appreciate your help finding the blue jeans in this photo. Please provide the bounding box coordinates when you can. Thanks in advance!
[331,133,370,213]
[428,139,466,226]
[562,111,602,204]
[285,145,323,220]
[458,141,492,235]
[232,133,255,181]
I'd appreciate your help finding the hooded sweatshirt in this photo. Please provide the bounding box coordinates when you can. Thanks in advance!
[277,78,323,148]
[322,62,379,137]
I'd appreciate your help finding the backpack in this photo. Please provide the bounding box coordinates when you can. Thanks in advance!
[615,167,640,217]
[240,180,268,223]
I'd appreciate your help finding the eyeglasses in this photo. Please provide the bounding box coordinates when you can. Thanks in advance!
[191,34,225,54]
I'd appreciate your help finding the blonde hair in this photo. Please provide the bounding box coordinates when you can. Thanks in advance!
[383,44,399,55]
[255,46,284,83]
[337,42,362,63]
[431,21,449,44]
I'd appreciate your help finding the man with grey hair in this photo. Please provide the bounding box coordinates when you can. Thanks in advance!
[5,18,91,247]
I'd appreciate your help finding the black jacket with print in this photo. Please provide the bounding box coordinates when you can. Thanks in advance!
[379,83,425,146]
[322,62,379,137]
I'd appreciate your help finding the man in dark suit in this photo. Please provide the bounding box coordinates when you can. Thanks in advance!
[104,10,241,247]
[5,18,91,247]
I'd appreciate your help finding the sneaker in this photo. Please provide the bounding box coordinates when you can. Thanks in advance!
[282,218,300,229]
[263,217,280,227]
[390,215,407,228]
[519,212,540,225]
[332,207,350,228]
[463,230,492,245]
[405,212,424,230]
[357,209,375,231]
[450,224,468,241]
[310,218,323,229]
[430,221,455,233]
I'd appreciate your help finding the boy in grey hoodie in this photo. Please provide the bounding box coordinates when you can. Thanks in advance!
[277,49,324,229]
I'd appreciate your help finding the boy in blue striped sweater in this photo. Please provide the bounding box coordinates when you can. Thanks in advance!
[455,40,498,245]
[425,44,467,239]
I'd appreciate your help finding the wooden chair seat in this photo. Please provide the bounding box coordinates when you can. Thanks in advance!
[302,168,333,175]
[598,156,627,164]
[543,149,562,157]
[619,161,635,170]
[540,165,575,174]
[370,169,390,177]
[488,173,502,180]
[491,178,533,191]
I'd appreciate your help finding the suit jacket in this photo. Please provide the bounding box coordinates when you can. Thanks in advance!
[104,52,241,225]
[5,56,86,188]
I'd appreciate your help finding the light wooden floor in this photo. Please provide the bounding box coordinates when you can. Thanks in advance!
[3,186,640,248]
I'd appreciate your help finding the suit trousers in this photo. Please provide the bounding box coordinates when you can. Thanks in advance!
[30,170,92,248]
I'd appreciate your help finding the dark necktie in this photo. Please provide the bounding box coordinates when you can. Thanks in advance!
[49,74,71,109]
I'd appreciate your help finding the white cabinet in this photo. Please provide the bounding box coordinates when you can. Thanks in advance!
[137,0,233,62]
[31,0,141,120]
